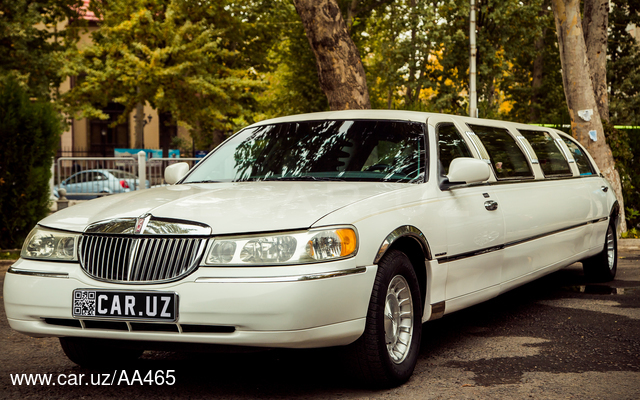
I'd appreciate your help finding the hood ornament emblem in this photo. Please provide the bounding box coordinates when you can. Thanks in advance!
[135,214,152,234]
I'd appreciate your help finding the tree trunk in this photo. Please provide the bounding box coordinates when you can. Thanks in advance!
[583,0,609,122]
[552,0,626,231]
[293,0,371,110]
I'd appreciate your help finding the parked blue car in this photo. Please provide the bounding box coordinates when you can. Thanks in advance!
[54,169,150,200]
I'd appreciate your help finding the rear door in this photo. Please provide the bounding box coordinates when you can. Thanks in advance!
[557,133,611,250]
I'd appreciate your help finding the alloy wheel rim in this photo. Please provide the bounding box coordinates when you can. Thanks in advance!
[384,275,414,364]
[606,226,615,271]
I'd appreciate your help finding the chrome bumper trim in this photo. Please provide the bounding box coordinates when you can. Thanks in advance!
[195,266,368,283]
[7,266,69,279]
[428,301,445,321]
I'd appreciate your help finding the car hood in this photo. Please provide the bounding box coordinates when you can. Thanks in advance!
[40,181,407,234]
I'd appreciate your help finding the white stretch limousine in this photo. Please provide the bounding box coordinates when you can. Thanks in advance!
[5,111,619,387]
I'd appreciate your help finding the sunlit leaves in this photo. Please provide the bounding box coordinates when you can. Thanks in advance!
[0,0,85,101]
[61,0,265,149]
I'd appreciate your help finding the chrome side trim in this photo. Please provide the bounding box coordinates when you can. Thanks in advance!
[428,301,445,321]
[555,138,575,163]
[374,225,432,264]
[7,267,69,279]
[464,131,490,160]
[516,135,539,164]
[437,217,609,264]
[447,174,601,190]
[195,266,368,283]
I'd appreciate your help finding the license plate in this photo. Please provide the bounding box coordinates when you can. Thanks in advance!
[72,289,177,322]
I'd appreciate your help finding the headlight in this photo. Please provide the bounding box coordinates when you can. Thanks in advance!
[21,226,80,261]
[203,226,358,266]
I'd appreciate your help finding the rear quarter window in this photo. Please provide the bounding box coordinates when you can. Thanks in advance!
[560,136,596,176]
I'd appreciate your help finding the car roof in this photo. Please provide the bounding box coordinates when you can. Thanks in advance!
[69,169,131,176]
[246,109,561,132]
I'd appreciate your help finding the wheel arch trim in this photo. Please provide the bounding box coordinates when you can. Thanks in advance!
[373,225,432,264]
[610,200,621,233]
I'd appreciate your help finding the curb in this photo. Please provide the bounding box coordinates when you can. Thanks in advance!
[619,239,640,251]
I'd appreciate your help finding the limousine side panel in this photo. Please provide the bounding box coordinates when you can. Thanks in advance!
[494,178,598,281]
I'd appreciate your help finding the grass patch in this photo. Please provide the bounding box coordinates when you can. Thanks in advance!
[0,251,20,260]
[622,228,640,239]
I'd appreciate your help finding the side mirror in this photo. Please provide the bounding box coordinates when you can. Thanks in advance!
[445,157,491,186]
[164,162,190,185]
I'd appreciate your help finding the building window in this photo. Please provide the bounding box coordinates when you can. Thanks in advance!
[89,103,129,157]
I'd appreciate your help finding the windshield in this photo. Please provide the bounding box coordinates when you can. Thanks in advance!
[183,120,427,183]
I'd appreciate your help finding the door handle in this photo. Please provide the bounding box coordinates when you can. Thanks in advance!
[601,186,608,192]
[484,200,498,211]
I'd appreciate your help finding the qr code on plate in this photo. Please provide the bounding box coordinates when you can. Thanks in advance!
[73,290,96,316]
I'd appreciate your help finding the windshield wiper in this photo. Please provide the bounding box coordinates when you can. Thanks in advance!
[262,176,345,182]
[184,180,222,184]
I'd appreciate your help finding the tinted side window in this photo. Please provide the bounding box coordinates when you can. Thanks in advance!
[68,173,88,184]
[561,136,596,176]
[437,123,472,175]
[87,172,106,181]
[468,124,533,180]
[519,129,572,177]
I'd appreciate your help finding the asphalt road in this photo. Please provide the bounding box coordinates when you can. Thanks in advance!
[1,248,639,400]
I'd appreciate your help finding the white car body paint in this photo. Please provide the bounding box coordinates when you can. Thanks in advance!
[4,110,618,351]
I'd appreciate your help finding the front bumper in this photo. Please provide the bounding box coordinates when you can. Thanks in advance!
[3,259,377,348]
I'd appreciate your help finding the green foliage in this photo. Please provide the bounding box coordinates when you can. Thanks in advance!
[0,0,84,101]
[618,129,640,230]
[362,0,436,110]
[340,0,566,120]
[0,78,62,249]
[61,0,264,150]
[621,227,640,239]
[603,123,638,229]
[417,0,545,117]
[255,1,328,118]
[503,3,567,125]
[608,0,640,126]
[0,251,20,260]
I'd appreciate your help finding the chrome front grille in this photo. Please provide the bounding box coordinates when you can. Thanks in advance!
[79,235,207,283]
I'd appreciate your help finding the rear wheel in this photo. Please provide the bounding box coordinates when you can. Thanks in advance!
[583,222,617,282]
[346,249,422,388]
[59,337,143,369]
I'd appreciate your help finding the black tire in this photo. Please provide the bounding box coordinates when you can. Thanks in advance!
[345,249,422,388]
[583,222,617,282]
[59,337,143,369]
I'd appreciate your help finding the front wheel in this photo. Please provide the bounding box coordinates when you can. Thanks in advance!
[345,249,422,388]
[583,222,617,282]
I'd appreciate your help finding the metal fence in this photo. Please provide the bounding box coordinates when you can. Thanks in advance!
[55,154,200,199]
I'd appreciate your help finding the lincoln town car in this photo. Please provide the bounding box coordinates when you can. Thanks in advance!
[4,110,619,387]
